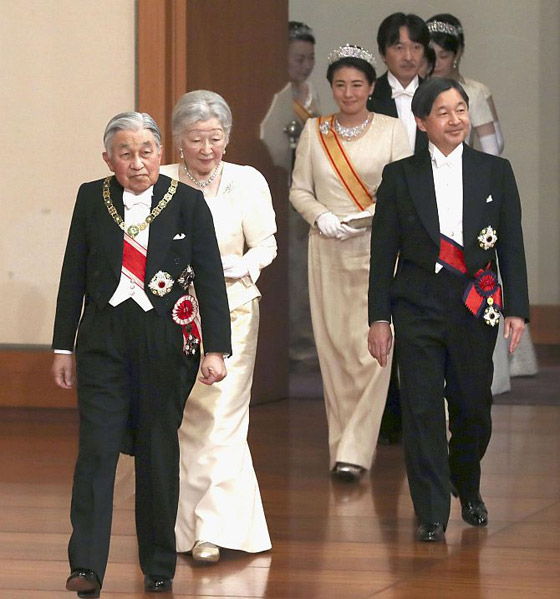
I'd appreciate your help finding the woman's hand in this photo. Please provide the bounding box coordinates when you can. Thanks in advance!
[336,224,368,241]
[315,212,342,238]
[222,254,249,279]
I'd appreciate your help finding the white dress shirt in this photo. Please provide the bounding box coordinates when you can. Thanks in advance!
[430,142,464,273]
[388,71,419,151]
[109,186,154,311]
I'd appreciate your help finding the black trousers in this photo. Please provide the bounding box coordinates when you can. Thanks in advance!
[70,300,199,583]
[393,265,498,526]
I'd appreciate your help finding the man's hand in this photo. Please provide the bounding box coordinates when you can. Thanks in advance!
[368,322,393,367]
[199,353,227,385]
[503,316,525,354]
[51,354,75,389]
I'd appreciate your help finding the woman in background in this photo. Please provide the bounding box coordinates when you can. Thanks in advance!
[289,21,320,126]
[290,45,410,482]
[426,15,500,154]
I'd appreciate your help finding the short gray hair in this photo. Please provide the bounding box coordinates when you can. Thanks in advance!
[103,111,162,155]
[171,90,233,143]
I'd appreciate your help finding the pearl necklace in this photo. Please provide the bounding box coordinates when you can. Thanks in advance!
[183,161,222,189]
[334,114,371,140]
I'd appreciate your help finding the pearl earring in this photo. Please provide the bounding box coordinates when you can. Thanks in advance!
[179,148,185,159]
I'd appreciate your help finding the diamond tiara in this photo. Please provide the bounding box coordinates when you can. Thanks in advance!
[327,44,376,67]
[427,21,460,38]
[289,22,314,41]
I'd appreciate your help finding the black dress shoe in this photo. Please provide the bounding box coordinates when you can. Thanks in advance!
[144,575,173,593]
[461,497,488,527]
[66,569,101,598]
[332,462,364,482]
[416,522,446,542]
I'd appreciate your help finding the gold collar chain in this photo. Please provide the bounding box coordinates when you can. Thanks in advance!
[102,176,178,238]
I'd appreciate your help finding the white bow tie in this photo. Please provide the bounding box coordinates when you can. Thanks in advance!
[391,88,415,99]
[123,189,152,209]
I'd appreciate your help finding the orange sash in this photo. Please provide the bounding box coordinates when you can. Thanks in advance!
[294,100,312,124]
[316,115,373,210]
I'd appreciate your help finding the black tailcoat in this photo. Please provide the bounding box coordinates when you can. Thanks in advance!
[52,174,231,582]
[369,144,529,524]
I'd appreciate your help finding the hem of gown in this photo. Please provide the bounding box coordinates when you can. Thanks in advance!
[176,539,272,554]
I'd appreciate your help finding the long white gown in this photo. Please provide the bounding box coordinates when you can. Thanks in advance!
[114,162,276,554]
[290,114,411,470]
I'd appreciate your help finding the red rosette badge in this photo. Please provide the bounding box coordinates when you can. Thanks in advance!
[172,295,201,355]
[463,267,503,326]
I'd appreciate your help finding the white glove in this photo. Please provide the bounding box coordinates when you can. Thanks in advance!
[336,223,368,241]
[222,254,249,279]
[316,212,342,238]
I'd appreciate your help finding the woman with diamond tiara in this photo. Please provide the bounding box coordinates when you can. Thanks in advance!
[290,45,410,482]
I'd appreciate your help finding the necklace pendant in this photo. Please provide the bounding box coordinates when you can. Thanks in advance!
[127,224,140,238]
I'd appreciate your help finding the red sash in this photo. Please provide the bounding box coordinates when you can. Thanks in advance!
[438,235,503,318]
[122,234,147,288]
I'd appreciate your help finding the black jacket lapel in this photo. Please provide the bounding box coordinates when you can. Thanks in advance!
[145,175,178,283]
[100,176,125,280]
[462,145,491,249]
[404,151,440,247]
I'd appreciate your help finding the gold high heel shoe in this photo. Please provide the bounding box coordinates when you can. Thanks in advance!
[192,540,220,563]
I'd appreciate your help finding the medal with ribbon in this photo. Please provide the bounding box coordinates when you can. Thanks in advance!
[438,234,503,327]
[463,269,503,326]
[172,295,201,355]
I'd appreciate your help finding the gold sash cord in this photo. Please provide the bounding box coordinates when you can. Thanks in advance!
[294,100,313,124]
[317,115,373,211]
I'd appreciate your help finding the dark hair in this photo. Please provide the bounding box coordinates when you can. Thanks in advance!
[289,21,315,44]
[377,12,430,56]
[326,57,377,85]
[428,14,464,49]
[426,14,461,54]
[412,77,469,118]
[424,46,436,77]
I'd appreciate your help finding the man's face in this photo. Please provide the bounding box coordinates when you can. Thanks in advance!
[416,88,470,156]
[103,128,161,194]
[383,26,424,87]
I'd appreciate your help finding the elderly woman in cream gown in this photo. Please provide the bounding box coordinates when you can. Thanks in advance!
[290,45,411,482]
[115,90,275,563]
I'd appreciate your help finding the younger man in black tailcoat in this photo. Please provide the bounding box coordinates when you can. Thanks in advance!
[368,79,528,542]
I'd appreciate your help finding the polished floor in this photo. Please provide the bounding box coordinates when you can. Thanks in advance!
[1,375,559,598]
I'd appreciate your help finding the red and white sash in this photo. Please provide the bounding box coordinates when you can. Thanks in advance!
[122,233,147,288]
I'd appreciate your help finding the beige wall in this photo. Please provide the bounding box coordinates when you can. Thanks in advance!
[290,0,560,306]
[0,0,135,345]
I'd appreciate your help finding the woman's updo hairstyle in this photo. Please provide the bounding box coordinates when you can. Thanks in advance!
[289,21,315,44]
[426,14,464,54]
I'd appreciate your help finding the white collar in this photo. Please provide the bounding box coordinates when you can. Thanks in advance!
[123,185,154,208]
[387,71,419,93]
[429,142,464,168]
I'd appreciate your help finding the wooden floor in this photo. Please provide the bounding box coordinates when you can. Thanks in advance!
[1,388,559,598]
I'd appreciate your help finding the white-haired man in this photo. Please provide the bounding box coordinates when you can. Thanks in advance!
[52,112,231,596]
